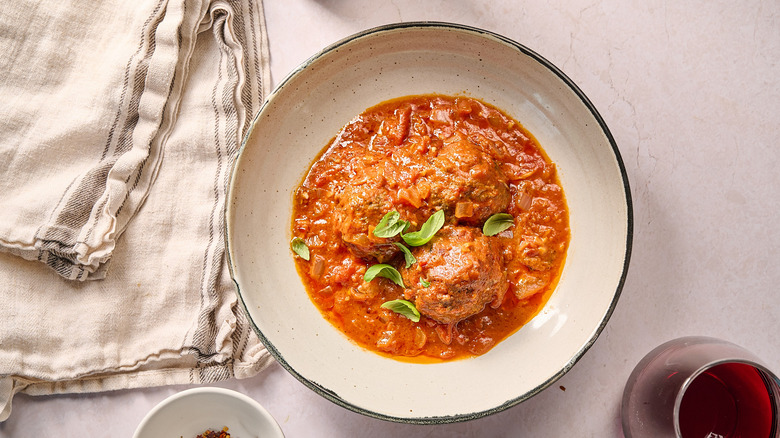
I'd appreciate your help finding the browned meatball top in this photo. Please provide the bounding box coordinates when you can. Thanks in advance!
[401,225,509,324]
[428,133,510,226]
[335,169,401,263]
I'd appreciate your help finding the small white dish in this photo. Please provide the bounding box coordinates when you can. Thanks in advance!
[132,387,284,438]
[227,22,632,423]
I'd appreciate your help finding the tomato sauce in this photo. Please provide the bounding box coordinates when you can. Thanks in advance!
[292,95,569,361]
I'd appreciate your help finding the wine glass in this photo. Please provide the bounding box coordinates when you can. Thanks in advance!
[622,336,780,437]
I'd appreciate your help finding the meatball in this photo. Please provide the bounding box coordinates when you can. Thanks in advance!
[401,226,508,324]
[427,133,510,226]
[335,174,401,262]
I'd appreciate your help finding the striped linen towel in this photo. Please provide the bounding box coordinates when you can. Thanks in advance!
[0,0,273,421]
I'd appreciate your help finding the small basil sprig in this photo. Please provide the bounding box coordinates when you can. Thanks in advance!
[290,237,310,260]
[373,211,409,238]
[483,213,514,236]
[394,242,416,268]
[420,278,431,288]
[401,210,445,246]
[364,264,405,288]
[381,299,420,322]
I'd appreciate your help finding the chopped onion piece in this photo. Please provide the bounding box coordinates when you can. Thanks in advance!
[397,186,422,208]
[310,254,326,278]
[414,327,427,349]
[454,202,474,218]
[518,191,533,211]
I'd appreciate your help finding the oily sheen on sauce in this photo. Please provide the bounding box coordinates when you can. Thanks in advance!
[291,94,570,361]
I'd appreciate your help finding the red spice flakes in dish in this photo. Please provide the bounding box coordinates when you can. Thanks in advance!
[196,426,231,438]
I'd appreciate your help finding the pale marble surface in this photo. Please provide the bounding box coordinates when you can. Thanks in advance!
[2,0,779,436]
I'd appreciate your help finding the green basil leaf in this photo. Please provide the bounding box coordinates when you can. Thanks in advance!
[483,213,514,236]
[381,299,420,322]
[394,243,416,268]
[420,278,431,288]
[373,210,408,238]
[291,237,310,261]
[364,264,405,288]
[401,210,445,246]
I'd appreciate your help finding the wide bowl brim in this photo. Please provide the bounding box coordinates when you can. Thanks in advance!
[226,22,632,424]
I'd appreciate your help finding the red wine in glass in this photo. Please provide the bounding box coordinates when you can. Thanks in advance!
[622,337,780,438]
[678,362,776,438]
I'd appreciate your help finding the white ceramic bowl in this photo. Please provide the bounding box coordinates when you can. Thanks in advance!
[132,387,284,438]
[226,22,632,423]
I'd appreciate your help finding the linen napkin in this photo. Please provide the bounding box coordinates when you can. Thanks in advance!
[0,0,273,421]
